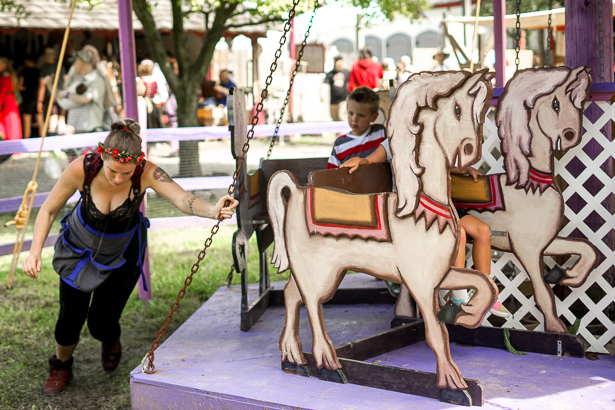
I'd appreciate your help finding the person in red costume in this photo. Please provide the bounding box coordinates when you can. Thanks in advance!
[0,56,22,141]
[348,47,383,92]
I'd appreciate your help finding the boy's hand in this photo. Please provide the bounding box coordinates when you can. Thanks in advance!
[340,157,368,174]
[467,167,482,182]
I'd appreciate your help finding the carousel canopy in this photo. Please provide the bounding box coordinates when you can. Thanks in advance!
[0,0,278,35]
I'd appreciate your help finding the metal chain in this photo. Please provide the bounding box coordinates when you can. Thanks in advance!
[267,0,319,160]
[598,0,605,82]
[142,0,302,375]
[514,0,521,71]
[545,0,552,67]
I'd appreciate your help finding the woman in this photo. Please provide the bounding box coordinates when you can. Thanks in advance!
[0,56,22,141]
[22,119,238,395]
[57,47,106,134]
[138,60,163,129]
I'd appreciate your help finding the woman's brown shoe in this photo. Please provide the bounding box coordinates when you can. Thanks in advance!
[101,339,122,371]
[43,355,73,395]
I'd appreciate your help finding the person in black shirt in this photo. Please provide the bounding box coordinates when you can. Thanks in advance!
[38,47,67,135]
[17,55,40,138]
[322,56,349,121]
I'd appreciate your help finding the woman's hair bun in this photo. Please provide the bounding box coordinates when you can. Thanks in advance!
[110,119,141,140]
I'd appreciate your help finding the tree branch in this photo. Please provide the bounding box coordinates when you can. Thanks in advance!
[189,1,237,82]
[223,15,284,30]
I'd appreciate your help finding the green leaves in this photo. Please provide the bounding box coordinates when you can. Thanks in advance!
[346,0,430,22]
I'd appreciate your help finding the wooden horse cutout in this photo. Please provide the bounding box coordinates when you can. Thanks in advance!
[455,66,598,333]
[267,70,495,391]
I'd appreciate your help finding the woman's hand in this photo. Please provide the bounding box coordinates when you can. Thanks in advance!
[340,157,369,174]
[23,253,42,279]
[213,195,239,220]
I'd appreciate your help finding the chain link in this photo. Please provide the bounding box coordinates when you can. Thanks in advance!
[267,0,319,160]
[598,0,605,83]
[514,0,521,71]
[143,0,303,375]
[545,0,552,67]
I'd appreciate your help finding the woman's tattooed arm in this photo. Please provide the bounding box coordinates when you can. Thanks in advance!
[153,167,173,183]
[188,195,197,215]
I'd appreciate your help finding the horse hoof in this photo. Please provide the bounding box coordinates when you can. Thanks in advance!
[439,388,472,406]
[281,360,312,377]
[544,264,566,284]
[437,299,462,324]
[318,368,348,384]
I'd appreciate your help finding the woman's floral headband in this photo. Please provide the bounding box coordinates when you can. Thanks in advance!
[97,142,145,164]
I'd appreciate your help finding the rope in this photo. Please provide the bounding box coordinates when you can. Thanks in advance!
[5,0,77,289]
[468,0,482,72]
[142,0,311,375]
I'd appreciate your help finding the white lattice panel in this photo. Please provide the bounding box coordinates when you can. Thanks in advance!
[466,104,615,354]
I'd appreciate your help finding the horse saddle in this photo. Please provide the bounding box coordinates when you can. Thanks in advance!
[452,174,505,212]
[306,187,391,242]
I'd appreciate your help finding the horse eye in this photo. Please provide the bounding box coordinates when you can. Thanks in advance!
[552,97,560,114]
[454,103,461,120]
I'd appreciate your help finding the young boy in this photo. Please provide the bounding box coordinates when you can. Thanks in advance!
[326,87,385,169]
[341,137,510,318]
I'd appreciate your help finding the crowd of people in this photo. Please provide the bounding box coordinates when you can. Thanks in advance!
[0,45,235,144]
[321,46,453,121]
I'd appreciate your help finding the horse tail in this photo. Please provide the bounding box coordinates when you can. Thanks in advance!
[267,170,298,273]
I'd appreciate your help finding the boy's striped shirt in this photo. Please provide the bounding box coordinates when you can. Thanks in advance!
[326,124,387,169]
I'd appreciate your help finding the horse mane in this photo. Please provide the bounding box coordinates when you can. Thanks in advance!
[497,66,591,187]
[387,70,491,217]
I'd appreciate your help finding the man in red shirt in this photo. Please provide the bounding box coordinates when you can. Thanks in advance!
[348,47,383,92]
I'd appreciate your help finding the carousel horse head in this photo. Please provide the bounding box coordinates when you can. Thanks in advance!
[387,69,494,217]
[498,66,592,187]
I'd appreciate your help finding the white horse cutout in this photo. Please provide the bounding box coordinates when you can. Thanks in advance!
[267,70,496,390]
[455,66,598,333]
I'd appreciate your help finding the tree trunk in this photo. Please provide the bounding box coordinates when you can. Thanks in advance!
[175,81,201,177]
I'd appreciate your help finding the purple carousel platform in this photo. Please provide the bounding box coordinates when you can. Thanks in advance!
[130,274,615,409]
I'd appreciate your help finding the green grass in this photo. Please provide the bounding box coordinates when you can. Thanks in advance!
[0,225,285,410]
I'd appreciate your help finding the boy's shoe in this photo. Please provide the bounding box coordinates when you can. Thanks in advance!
[43,355,73,396]
[453,289,511,318]
[489,300,511,318]
[102,339,122,371]
[385,281,401,297]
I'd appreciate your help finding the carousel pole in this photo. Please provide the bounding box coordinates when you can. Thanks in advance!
[118,0,153,302]
[564,0,614,283]
[492,0,506,88]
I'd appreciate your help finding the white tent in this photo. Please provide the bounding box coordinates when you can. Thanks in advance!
[445,5,615,30]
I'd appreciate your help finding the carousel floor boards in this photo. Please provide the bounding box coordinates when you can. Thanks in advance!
[130,274,615,409]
